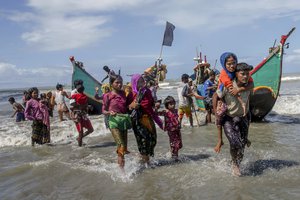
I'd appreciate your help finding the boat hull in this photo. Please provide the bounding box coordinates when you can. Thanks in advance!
[70,57,103,114]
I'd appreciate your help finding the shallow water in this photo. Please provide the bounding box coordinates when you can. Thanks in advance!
[0,75,300,200]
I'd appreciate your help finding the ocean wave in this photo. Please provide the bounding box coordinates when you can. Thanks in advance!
[281,76,300,82]
[272,94,300,115]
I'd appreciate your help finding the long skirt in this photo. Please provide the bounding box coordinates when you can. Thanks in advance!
[167,130,182,157]
[110,128,128,156]
[31,120,50,144]
[132,114,157,157]
[223,114,249,165]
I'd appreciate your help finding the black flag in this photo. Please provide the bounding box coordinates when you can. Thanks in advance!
[162,21,175,46]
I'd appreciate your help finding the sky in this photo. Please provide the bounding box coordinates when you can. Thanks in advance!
[0,0,300,89]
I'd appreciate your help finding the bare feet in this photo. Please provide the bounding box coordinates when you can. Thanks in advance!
[118,156,125,168]
[214,140,224,153]
[232,164,241,176]
[246,139,251,147]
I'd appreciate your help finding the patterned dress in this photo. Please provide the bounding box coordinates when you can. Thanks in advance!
[159,109,182,157]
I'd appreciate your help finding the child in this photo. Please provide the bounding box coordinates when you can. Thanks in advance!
[102,75,133,169]
[214,53,253,153]
[158,96,182,160]
[177,74,194,127]
[24,87,50,146]
[46,91,55,117]
[53,83,70,121]
[8,97,25,122]
[71,84,94,147]
[22,90,31,107]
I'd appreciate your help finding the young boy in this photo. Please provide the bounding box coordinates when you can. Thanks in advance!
[53,83,70,121]
[8,97,25,122]
[177,74,194,127]
[71,84,94,146]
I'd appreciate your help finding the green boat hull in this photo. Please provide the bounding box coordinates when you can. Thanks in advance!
[70,57,103,114]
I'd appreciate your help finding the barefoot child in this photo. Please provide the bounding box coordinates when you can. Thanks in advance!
[214,53,253,153]
[71,84,94,147]
[8,97,25,122]
[158,96,182,160]
[102,75,133,168]
[54,83,70,121]
[24,87,50,146]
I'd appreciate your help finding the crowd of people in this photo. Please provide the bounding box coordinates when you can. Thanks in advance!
[8,52,254,176]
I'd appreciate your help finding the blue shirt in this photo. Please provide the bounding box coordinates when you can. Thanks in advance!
[203,79,215,98]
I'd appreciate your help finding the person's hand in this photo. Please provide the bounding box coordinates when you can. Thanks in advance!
[95,87,99,92]
[129,101,139,110]
[214,140,224,153]
[229,87,239,96]
[110,111,116,116]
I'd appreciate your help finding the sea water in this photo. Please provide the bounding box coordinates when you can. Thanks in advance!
[0,74,300,200]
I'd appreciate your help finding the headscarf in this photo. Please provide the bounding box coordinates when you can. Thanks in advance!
[131,74,144,94]
[220,52,238,80]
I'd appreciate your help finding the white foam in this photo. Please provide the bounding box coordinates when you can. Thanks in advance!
[0,115,111,147]
[282,76,300,82]
[158,82,170,87]
[272,94,300,115]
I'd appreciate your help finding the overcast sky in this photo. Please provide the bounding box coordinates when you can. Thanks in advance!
[0,0,299,89]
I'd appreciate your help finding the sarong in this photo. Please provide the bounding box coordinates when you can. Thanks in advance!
[223,114,249,165]
[31,120,50,144]
[132,114,157,157]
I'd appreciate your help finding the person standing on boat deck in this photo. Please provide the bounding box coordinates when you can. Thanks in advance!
[203,70,217,124]
[178,74,194,127]
[53,83,71,121]
[215,63,253,176]
[101,65,116,84]
[24,87,50,146]
[213,53,254,153]
[71,84,94,147]
[129,74,162,165]
[8,97,25,122]
[102,75,133,169]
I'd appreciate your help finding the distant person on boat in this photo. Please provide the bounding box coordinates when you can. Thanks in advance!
[129,74,163,165]
[8,97,25,122]
[24,87,50,146]
[52,83,71,121]
[101,65,116,84]
[157,96,182,161]
[215,62,253,176]
[177,74,194,127]
[213,53,253,153]
[71,84,94,147]
[202,70,217,124]
[102,75,133,169]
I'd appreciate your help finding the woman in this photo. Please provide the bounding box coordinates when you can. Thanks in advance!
[130,74,160,165]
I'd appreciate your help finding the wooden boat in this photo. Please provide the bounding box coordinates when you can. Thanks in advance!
[70,56,103,114]
[195,27,296,121]
[250,27,295,121]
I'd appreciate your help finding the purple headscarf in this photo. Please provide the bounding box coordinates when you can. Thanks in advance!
[131,74,144,94]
